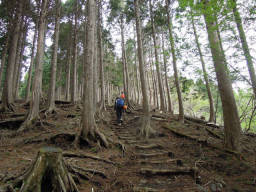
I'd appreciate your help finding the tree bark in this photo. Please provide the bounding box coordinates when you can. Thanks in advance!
[165,0,184,122]
[75,0,108,148]
[47,0,61,113]
[1,1,23,111]
[161,33,173,114]
[134,0,154,138]
[71,0,78,103]
[93,19,98,112]
[25,22,38,102]
[0,32,10,95]
[191,12,215,122]
[120,16,130,105]
[203,1,241,151]
[14,20,28,100]
[18,0,48,131]
[232,0,256,99]
[97,0,106,110]
[149,0,165,112]
[13,14,26,100]
[65,32,72,101]
[133,24,141,104]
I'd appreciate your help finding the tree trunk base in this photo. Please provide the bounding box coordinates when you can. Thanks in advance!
[17,116,38,132]
[45,107,58,117]
[20,146,79,192]
[74,125,109,149]
[0,103,15,112]
[139,115,155,139]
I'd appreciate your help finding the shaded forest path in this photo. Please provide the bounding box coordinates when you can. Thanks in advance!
[0,103,256,192]
[107,107,199,191]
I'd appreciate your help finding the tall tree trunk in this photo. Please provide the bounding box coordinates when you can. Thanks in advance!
[13,16,25,98]
[14,20,28,100]
[134,0,154,138]
[46,0,61,113]
[97,0,106,110]
[165,0,184,122]
[71,0,78,103]
[149,0,165,111]
[18,0,48,131]
[75,0,108,148]
[25,23,38,102]
[120,16,130,104]
[133,24,140,104]
[0,32,10,95]
[1,1,23,111]
[203,1,241,151]
[93,21,98,112]
[232,0,256,98]
[149,45,158,108]
[161,33,173,114]
[191,13,215,122]
[65,34,72,101]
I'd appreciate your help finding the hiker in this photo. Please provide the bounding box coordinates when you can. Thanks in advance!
[114,93,126,125]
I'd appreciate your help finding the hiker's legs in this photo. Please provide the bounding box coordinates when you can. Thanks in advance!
[116,108,122,123]
[120,109,123,122]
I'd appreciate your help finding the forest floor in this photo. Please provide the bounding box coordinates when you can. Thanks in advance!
[0,101,256,192]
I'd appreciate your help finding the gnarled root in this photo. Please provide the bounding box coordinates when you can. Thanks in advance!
[44,107,58,118]
[19,146,79,192]
[74,124,109,149]
[0,103,15,113]
[17,116,38,133]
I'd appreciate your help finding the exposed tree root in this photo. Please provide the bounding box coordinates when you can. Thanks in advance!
[151,116,168,121]
[44,107,58,118]
[17,116,38,133]
[0,103,15,113]
[74,124,109,149]
[139,167,198,178]
[137,158,181,165]
[55,100,72,105]
[63,151,116,165]
[184,115,221,129]
[9,113,26,118]
[138,115,156,139]
[134,151,169,158]
[135,143,163,150]
[162,124,244,160]
[107,137,126,156]
[184,119,223,139]
[0,117,24,130]
[205,127,223,139]
[70,165,107,178]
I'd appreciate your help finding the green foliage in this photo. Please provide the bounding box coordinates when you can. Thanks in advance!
[235,89,256,132]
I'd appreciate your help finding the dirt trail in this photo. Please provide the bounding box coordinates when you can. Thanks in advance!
[0,104,256,192]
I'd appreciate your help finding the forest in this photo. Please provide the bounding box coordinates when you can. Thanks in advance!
[0,0,255,191]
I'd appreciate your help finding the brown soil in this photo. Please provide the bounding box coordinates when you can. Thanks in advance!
[0,102,255,192]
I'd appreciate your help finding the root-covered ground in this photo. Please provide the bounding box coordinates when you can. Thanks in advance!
[0,102,256,192]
